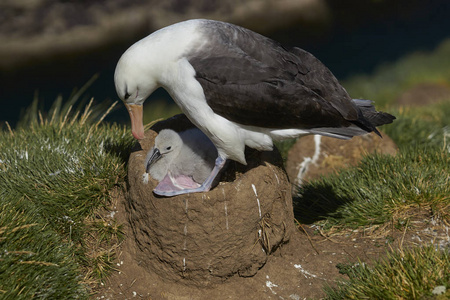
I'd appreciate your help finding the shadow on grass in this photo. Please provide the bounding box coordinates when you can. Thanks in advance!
[293,182,355,225]
[103,139,135,167]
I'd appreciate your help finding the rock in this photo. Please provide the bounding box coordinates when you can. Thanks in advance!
[285,132,397,187]
[126,114,295,286]
[396,83,450,106]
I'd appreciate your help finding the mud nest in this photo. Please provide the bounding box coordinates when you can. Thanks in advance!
[126,114,295,286]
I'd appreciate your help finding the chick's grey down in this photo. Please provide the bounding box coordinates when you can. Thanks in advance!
[146,129,217,186]
[115,19,395,196]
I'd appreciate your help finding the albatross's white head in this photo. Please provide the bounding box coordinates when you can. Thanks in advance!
[114,43,160,139]
[114,20,205,140]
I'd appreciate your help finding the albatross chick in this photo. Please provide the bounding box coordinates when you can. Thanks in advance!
[145,128,217,195]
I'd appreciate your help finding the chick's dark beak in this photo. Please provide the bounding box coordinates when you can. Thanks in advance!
[146,148,161,173]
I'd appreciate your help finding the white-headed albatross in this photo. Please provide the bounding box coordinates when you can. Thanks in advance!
[114,19,395,196]
[145,128,217,195]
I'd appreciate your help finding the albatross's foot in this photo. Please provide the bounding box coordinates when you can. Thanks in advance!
[153,157,227,197]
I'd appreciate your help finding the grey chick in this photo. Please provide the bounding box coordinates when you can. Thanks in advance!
[145,128,218,193]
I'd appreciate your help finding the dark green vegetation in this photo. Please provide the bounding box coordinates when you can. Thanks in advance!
[326,246,450,299]
[0,90,134,298]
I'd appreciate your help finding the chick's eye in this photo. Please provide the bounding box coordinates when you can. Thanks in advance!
[166,146,172,151]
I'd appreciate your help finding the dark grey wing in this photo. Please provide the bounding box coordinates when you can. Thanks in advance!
[188,20,360,129]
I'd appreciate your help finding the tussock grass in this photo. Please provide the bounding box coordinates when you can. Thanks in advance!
[0,201,87,298]
[0,90,134,298]
[381,101,450,151]
[294,145,449,228]
[325,245,450,299]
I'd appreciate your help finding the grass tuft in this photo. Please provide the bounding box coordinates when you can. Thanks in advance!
[0,89,134,298]
[324,245,450,299]
[294,145,449,229]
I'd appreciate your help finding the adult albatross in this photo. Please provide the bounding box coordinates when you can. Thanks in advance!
[115,19,395,196]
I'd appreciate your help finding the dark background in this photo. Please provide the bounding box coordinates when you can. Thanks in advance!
[1,0,449,127]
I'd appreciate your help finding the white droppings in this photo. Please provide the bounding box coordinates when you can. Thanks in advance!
[252,184,262,218]
[108,211,117,219]
[142,172,149,184]
[183,224,188,250]
[267,164,280,185]
[222,189,229,230]
[183,257,186,272]
[234,181,242,192]
[49,170,62,176]
[258,229,266,253]
[265,275,278,295]
[295,135,322,186]
[185,198,189,213]
[294,264,321,279]
[432,285,446,295]
[274,172,280,184]
[224,202,229,230]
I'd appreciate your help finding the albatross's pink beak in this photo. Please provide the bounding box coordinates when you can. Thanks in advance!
[125,103,144,140]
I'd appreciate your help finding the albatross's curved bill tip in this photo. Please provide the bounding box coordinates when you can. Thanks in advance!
[125,103,144,140]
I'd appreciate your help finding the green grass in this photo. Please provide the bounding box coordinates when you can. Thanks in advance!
[294,144,449,227]
[325,245,450,299]
[381,101,450,151]
[293,101,450,229]
[0,92,134,298]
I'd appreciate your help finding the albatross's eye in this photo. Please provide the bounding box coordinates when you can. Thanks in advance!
[124,92,131,100]
[166,146,172,151]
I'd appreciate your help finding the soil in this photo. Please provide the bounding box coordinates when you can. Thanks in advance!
[93,189,449,300]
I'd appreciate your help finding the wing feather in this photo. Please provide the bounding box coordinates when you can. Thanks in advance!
[188,20,359,129]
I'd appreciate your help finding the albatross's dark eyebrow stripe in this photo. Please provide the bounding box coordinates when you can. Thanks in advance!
[124,92,130,100]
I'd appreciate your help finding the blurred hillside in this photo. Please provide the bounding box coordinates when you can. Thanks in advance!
[0,0,449,126]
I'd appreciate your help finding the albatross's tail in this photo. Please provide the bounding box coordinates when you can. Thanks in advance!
[309,99,396,139]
